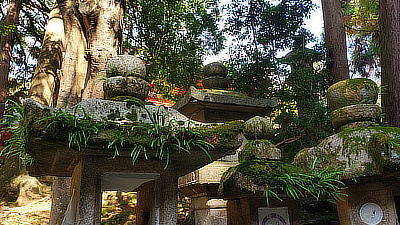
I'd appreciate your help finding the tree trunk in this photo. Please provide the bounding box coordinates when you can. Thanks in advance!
[29,7,64,107]
[29,0,124,106]
[380,0,400,127]
[0,0,21,121]
[321,0,349,83]
[30,0,125,223]
[80,0,124,99]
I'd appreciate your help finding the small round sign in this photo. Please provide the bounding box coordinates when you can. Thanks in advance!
[359,202,383,225]
[261,213,288,225]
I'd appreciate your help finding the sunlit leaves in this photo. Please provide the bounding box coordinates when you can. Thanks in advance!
[123,0,224,100]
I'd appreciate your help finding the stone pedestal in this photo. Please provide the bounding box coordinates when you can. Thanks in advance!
[179,160,238,225]
[136,169,178,225]
[337,182,398,225]
[192,197,227,225]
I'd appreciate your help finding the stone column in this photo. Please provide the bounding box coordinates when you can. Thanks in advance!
[49,177,71,225]
[137,169,178,225]
[69,157,103,225]
[192,197,227,225]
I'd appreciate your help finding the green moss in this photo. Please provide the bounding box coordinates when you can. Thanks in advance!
[199,89,248,98]
[219,160,304,194]
[234,160,304,184]
[328,78,378,110]
[239,140,275,161]
[198,120,244,151]
[110,96,145,104]
[366,131,400,174]
[311,126,400,175]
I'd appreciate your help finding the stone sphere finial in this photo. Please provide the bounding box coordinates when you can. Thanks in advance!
[106,55,146,78]
[104,55,150,101]
[202,62,229,89]
[203,62,227,78]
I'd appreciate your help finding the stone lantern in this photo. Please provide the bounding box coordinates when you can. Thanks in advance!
[295,78,400,225]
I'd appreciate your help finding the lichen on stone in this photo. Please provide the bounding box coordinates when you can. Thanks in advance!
[295,126,400,178]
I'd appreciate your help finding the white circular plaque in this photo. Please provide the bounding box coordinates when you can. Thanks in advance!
[359,203,383,225]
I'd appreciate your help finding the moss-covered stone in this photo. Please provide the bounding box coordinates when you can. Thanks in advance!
[219,160,304,196]
[239,140,280,161]
[330,104,381,129]
[103,76,150,100]
[198,120,245,151]
[202,76,229,89]
[327,78,378,111]
[202,62,227,78]
[106,55,146,78]
[244,116,273,140]
[294,126,400,178]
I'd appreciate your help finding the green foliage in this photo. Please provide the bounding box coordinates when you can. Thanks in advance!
[108,100,213,169]
[0,100,33,165]
[220,159,345,206]
[39,107,104,150]
[225,0,333,160]
[8,0,54,81]
[342,0,380,78]
[226,0,315,98]
[123,0,224,100]
[272,43,334,161]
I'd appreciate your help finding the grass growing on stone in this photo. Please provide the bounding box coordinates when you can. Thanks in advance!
[23,100,244,169]
[219,159,345,206]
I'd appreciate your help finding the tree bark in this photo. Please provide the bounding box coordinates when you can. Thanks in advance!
[321,0,349,83]
[30,0,124,107]
[29,7,64,107]
[80,0,124,99]
[380,0,400,127]
[55,0,88,108]
[0,0,21,120]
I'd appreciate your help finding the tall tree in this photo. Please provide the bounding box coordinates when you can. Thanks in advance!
[0,0,21,121]
[124,0,223,100]
[380,0,400,127]
[342,0,380,78]
[321,0,350,83]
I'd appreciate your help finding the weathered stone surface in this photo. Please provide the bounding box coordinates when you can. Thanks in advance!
[339,121,379,132]
[203,62,227,78]
[330,104,381,129]
[106,55,146,78]
[202,76,229,90]
[23,98,244,177]
[239,140,280,161]
[294,126,400,179]
[173,86,278,123]
[327,78,378,111]
[103,76,150,100]
[244,116,273,140]
[178,160,238,196]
